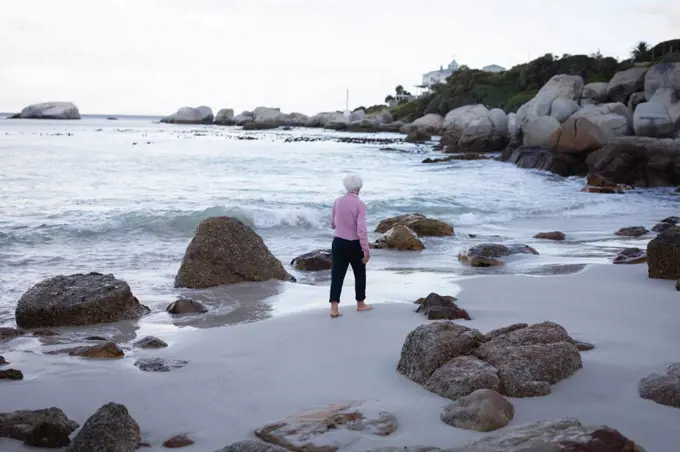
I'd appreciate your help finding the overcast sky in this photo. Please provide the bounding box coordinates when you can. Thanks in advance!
[0,0,677,116]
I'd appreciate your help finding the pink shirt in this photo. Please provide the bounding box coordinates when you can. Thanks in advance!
[331,193,369,255]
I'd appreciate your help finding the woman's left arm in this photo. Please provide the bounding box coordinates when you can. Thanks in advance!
[331,199,337,230]
[357,201,369,257]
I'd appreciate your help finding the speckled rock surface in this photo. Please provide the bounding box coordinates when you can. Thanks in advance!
[448,418,645,451]
[0,407,79,448]
[66,402,140,452]
[134,358,187,372]
[639,363,680,408]
[215,440,290,452]
[375,214,454,236]
[440,389,514,432]
[533,231,566,241]
[15,272,150,328]
[472,322,583,397]
[647,226,680,279]
[397,322,485,385]
[175,217,294,289]
[0,327,26,342]
[615,226,649,237]
[425,356,500,400]
[48,342,125,359]
[613,247,647,264]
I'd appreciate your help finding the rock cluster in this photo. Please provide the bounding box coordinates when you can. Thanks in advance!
[415,293,470,320]
[458,243,539,267]
[397,321,584,399]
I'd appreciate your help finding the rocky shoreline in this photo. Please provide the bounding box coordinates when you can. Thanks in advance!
[2,212,680,450]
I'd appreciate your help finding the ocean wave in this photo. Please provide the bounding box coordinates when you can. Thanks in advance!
[0,205,328,246]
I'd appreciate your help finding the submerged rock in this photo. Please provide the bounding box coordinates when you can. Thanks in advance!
[415,293,470,320]
[0,369,23,380]
[533,231,566,241]
[48,341,125,359]
[254,402,397,451]
[0,327,25,342]
[373,225,425,251]
[458,243,539,267]
[163,435,195,448]
[613,247,647,264]
[376,214,454,236]
[652,216,680,232]
[472,322,582,397]
[133,336,168,349]
[15,272,150,328]
[639,363,680,408]
[67,402,141,452]
[615,226,649,237]
[167,298,208,314]
[0,407,79,448]
[448,418,645,452]
[290,249,332,271]
[440,389,514,432]
[134,358,187,372]
[647,226,680,279]
[175,217,294,289]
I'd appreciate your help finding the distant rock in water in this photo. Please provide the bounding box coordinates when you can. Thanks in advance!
[290,249,332,271]
[214,108,235,125]
[458,243,539,267]
[175,217,295,289]
[612,247,647,264]
[15,272,150,328]
[160,106,213,124]
[533,231,566,241]
[375,214,454,236]
[166,298,208,314]
[14,102,81,120]
[373,225,425,251]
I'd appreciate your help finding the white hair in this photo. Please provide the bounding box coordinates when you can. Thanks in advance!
[343,173,363,193]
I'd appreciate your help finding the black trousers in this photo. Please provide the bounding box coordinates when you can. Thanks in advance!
[329,237,366,303]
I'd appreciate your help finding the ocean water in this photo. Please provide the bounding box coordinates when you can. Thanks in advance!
[0,117,676,329]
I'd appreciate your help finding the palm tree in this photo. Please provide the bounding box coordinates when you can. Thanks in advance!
[385,95,395,104]
[632,41,650,61]
[395,85,404,95]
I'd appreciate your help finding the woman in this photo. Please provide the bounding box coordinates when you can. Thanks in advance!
[329,173,372,318]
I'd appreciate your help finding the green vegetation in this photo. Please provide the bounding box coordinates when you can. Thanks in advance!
[390,39,679,122]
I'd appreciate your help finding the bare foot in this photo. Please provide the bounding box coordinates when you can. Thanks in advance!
[330,311,343,318]
[357,302,372,312]
[331,302,342,318]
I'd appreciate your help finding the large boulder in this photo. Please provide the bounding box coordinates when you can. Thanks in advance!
[472,322,583,397]
[401,114,444,135]
[547,117,608,154]
[523,116,560,147]
[458,243,539,267]
[503,146,587,177]
[397,322,485,385]
[160,106,213,124]
[66,403,140,452]
[580,82,609,105]
[647,226,680,280]
[606,67,648,104]
[0,407,79,448]
[571,102,632,137]
[634,63,680,138]
[175,217,294,289]
[15,273,150,328]
[214,108,235,125]
[375,214,454,236]
[549,97,580,123]
[15,102,81,120]
[234,111,255,126]
[586,136,680,187]
[441,105,509,151]
[639,363,680,408]
[254,402,397,451]
[440,389,514,432]
[373,225,425,251]
[515,74,584,132]
[448,418,645,452]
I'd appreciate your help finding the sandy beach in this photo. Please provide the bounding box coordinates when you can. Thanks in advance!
[2,263,678,451]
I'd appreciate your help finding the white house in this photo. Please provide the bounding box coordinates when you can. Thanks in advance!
[482,64,506,73]
[419,59,460,89]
